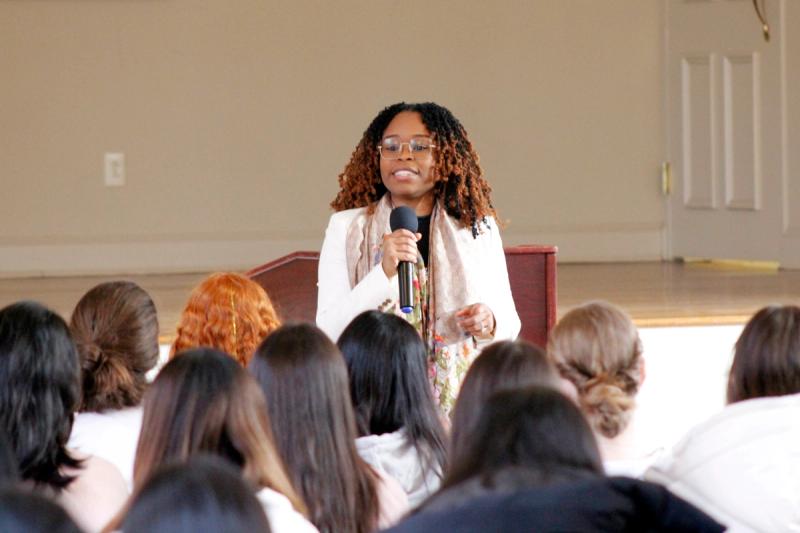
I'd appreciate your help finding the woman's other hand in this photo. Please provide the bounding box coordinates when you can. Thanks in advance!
[456,303,496,338]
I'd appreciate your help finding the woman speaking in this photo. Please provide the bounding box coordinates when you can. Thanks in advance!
[317,102,520,413]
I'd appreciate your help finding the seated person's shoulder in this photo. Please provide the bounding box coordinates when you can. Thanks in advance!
[58,452,129,533]
[63,452,128,496]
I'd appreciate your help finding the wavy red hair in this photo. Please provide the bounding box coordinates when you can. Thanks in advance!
[170,273,281,365]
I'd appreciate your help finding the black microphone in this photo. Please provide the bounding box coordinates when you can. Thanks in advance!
[389,206,418,314]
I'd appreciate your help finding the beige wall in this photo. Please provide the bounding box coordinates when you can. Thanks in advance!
[784,1,800,266]
[0,0,665,276]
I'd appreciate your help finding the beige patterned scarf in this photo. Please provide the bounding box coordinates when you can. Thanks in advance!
[345,194,481,413]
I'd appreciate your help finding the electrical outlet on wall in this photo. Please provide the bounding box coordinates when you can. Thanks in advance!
[104,152,125,186]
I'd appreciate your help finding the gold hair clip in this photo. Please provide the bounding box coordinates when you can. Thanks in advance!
[230,291,238,359]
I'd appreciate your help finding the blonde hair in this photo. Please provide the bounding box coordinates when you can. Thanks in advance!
[171,273,280,365]
[547,301,642,438]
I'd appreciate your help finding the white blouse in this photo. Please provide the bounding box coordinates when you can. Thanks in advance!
[256,487,319,533]
[68,407,143,491]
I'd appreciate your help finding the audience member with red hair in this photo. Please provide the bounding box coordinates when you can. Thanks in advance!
[171,273,280,365]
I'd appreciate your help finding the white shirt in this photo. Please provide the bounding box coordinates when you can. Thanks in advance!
[68,407,143,491]
[598,421,663,479]
[316,207,520,342]
[256,480,407,532]
[256,488,319,533]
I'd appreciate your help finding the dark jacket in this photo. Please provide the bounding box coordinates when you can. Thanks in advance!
[384,476,725,533]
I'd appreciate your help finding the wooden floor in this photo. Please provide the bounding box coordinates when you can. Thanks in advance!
[1,261,799,342]
[559,260,800,327]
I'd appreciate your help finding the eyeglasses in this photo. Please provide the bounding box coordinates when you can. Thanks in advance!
[377,137,437,160]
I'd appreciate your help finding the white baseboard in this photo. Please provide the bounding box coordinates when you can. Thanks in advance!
[0,238,323,278]
[504,226,665,262]
[0,226,664,278]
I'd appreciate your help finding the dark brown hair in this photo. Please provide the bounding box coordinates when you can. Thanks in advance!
[0,487,83,533]
[450,340,560,461]
[727,305,800,404]
[436,387,603,504]
[332,102,497,237]
[122,456,271,533]
[70,281,159,412]
[133,348,305,516]
[249,324,380,533]
[547,301,643,439]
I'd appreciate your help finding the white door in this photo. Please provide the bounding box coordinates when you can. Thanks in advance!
[665,0,786,263]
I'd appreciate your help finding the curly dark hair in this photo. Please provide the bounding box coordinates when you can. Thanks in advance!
[331,102,497,237]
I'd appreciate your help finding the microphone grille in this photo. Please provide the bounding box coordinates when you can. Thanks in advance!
[389,206,418,233]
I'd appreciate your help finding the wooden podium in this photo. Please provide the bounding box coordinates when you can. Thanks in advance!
[247,245,557,348]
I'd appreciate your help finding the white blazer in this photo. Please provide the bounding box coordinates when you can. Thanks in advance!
[316,207,520,342]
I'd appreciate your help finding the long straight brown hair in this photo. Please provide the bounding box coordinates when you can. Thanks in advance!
[249,324,380,533]
[439,387,603,497]
[132,348,306,516]
[450,340,560,462]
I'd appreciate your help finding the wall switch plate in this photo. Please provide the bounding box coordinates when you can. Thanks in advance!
[104,152,125,186]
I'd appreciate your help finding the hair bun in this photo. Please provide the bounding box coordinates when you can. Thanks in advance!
[580,376,635,439]
[81,342,105,366]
